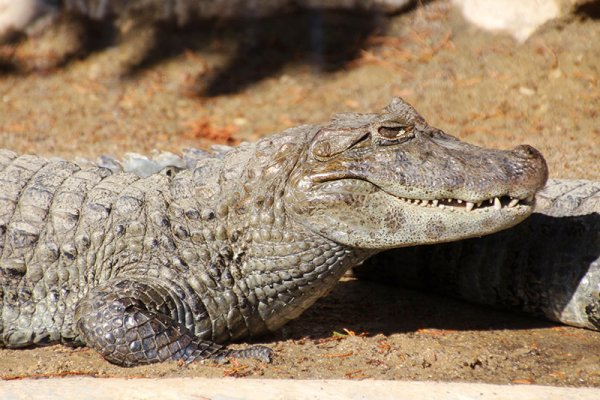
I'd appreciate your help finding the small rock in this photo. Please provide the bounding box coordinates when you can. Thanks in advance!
[519,86,536,96]
[452,0,562,42]
[233,117,248,127]
[549,68,562,79]
[0,0,56,40]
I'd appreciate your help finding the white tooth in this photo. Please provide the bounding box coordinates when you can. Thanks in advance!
[494,197,501,210]
[432,200,439,207]
[466,202,474,212]
[422,200,430,206]
[508,199,519,208]
[489,199,494,204]
[457,199,463,204]
[476,202,482,207]
[438,204,445,209]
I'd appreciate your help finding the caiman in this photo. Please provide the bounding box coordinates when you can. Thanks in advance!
[106,158,600,332]
[0,97,548,366]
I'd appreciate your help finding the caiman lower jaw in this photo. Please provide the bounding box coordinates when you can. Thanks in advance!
[394,194,536,213]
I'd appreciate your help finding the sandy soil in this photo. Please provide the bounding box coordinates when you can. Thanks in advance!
[0,0,599,386]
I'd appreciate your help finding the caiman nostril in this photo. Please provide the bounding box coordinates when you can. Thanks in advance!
[512,144,539,159]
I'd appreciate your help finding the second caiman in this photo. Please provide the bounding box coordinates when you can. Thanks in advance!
[357,178,600,331]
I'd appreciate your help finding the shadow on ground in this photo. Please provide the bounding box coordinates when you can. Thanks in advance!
[0,8,398,96]
[279,277,554,343]
[575,0,600,19]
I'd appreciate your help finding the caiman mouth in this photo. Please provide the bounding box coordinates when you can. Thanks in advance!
[394,194,535,212]
[301,176,539,249]
[313,177,535,213]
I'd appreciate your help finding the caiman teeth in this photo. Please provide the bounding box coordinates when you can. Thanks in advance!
[465,201,474,212]
[494,197,501,210]
[396,194,532,211]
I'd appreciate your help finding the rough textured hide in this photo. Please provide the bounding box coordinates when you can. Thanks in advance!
[0,97,548,366]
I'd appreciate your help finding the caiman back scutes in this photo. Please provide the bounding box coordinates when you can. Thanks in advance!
[0,152,151,346]
[3,154,77,344]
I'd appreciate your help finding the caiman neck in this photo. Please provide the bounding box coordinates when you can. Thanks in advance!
[236,203,373,332]
[181,127,374,334]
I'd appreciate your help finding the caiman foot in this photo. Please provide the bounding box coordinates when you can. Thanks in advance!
[75,279,273,367]
[175,339,273,364]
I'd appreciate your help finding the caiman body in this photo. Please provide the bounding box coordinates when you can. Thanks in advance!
[0,98,548,366]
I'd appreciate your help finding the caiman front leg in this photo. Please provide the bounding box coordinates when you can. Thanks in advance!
[74,278,272,367]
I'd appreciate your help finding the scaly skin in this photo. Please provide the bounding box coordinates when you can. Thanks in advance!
[357,179,600,331]
[0,98,547,366]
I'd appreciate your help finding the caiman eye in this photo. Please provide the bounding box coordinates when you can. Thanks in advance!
[378,125,412,139]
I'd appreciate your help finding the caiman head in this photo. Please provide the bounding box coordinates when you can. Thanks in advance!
[284,97,548,249]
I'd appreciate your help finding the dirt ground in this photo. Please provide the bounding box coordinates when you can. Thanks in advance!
[0,0,599,387]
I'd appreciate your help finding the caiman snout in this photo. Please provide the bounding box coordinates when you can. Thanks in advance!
[507,144,549,198]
